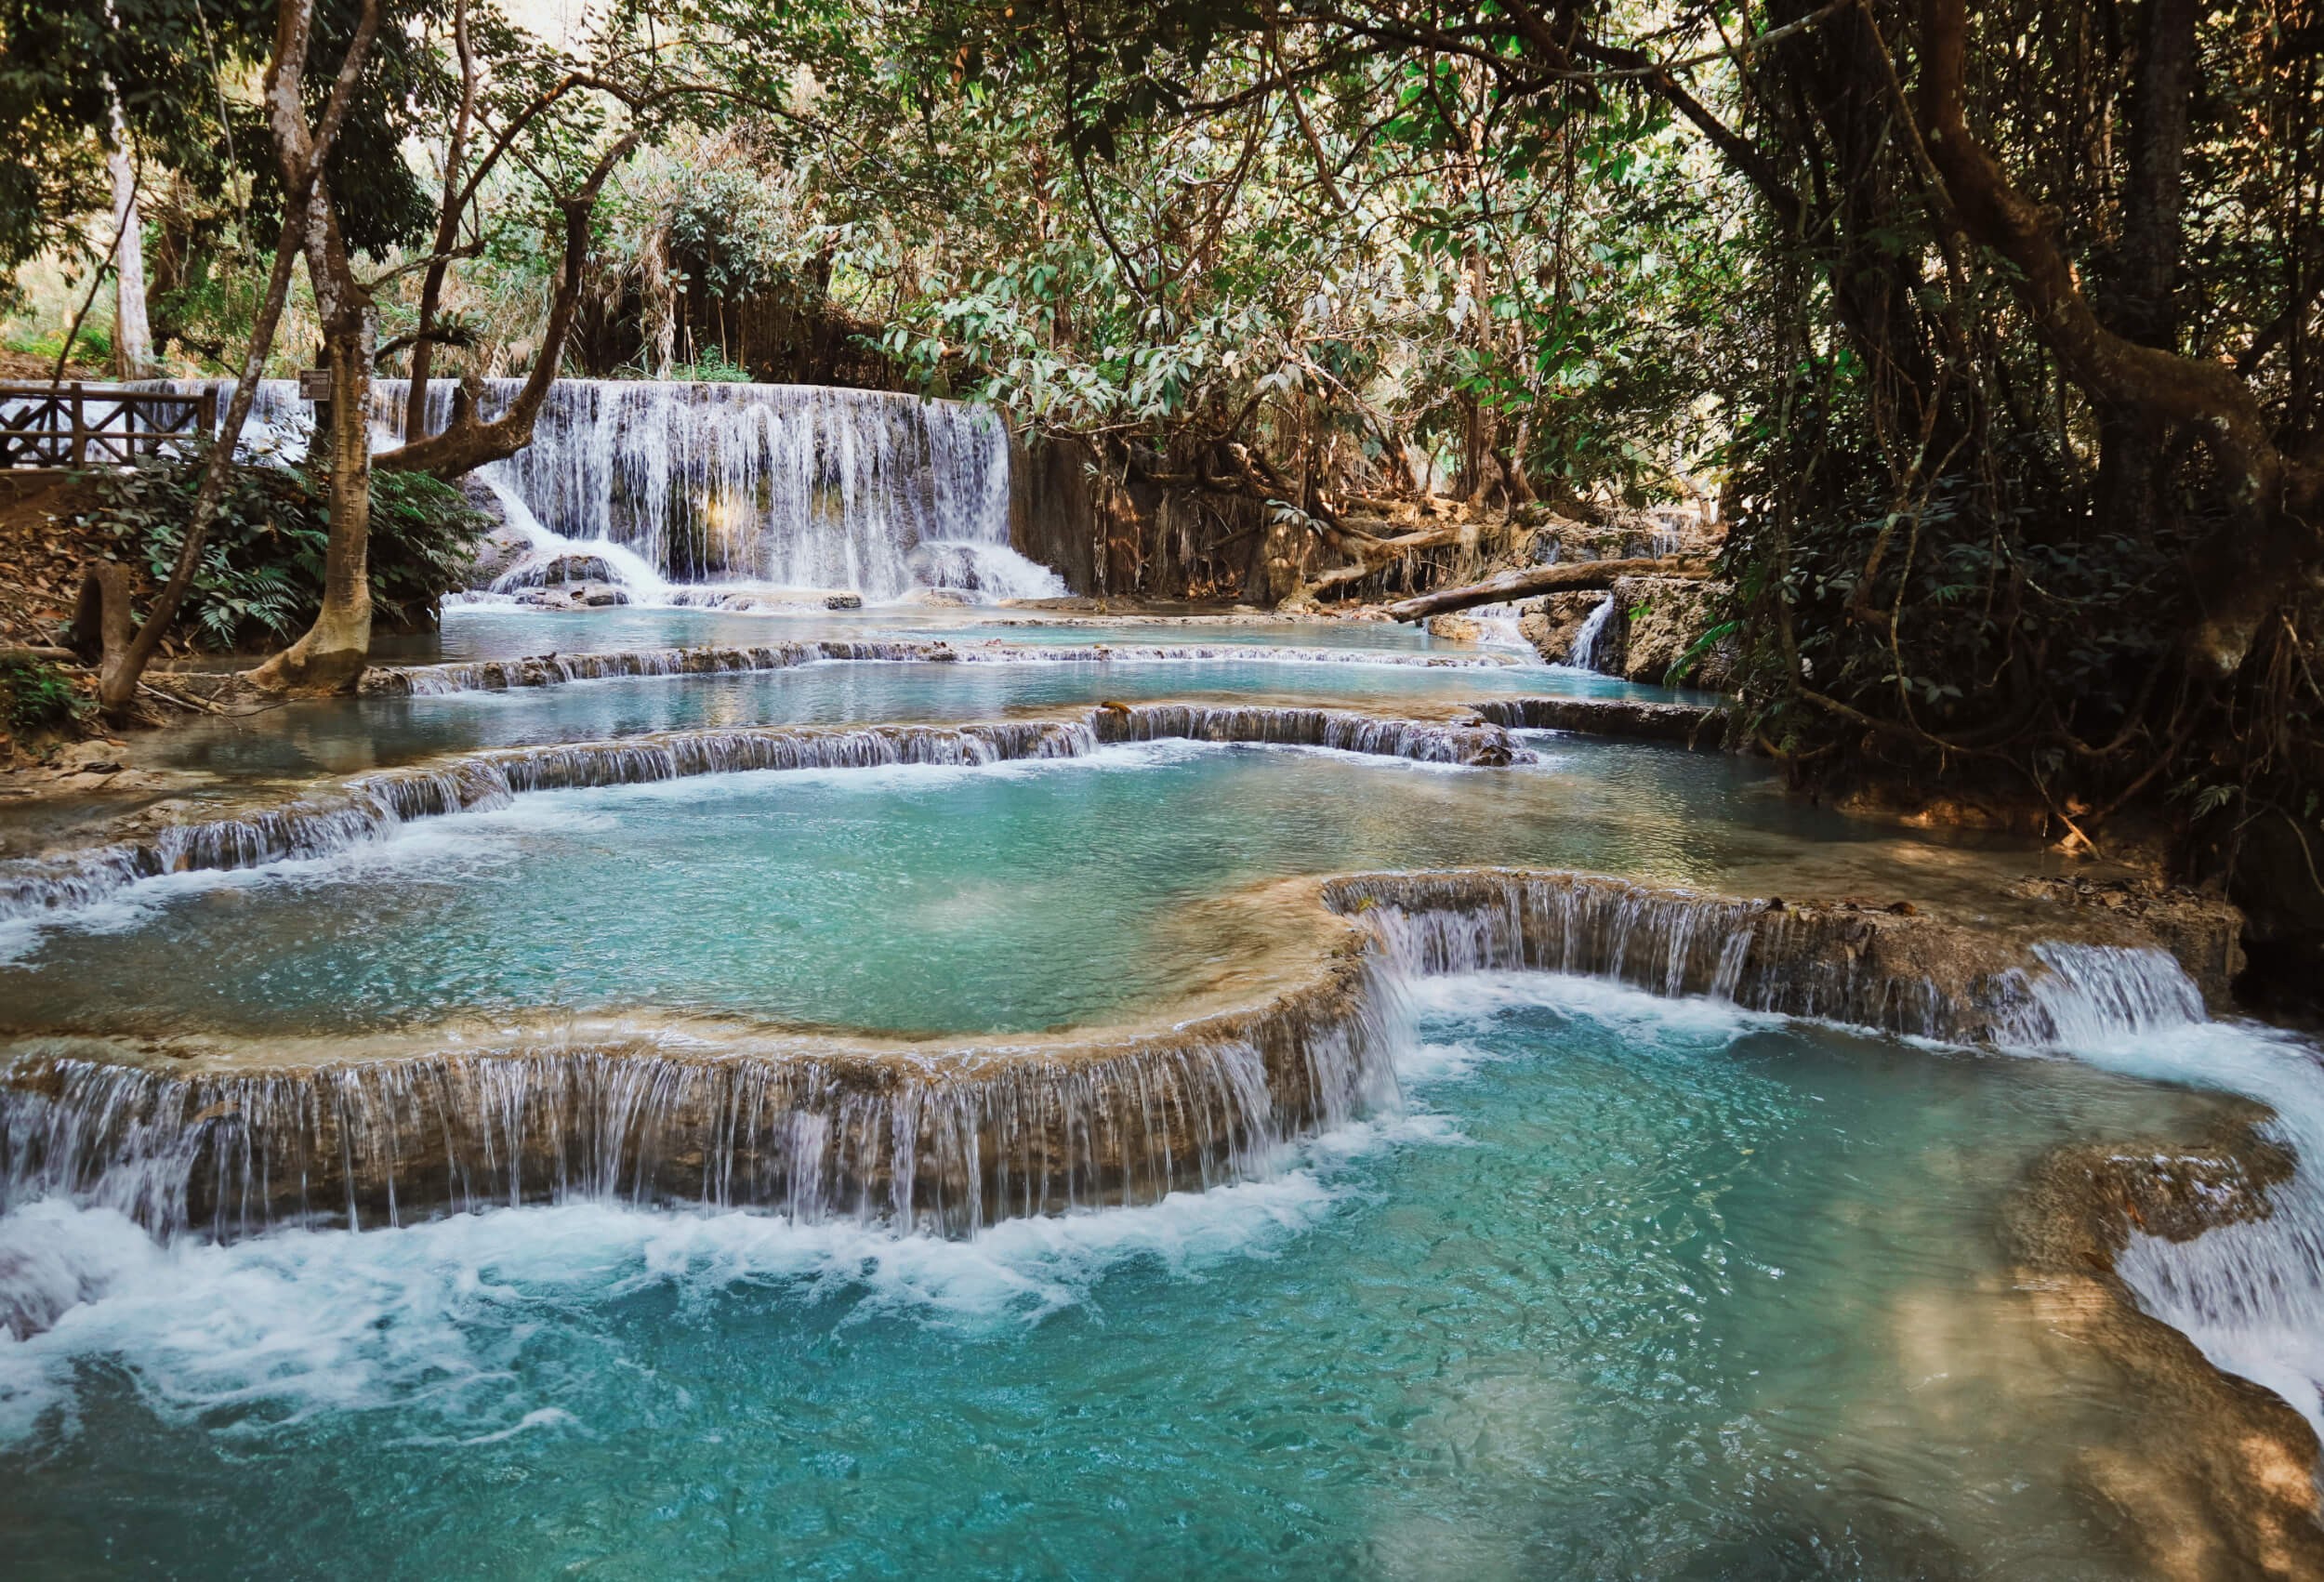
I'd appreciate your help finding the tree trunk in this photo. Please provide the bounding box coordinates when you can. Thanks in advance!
[247,185,374,693]
[1918,0,2323,671]
[104,94,153,379]
[86,0,379,716]
[2093,0,2199,542]
[1379,557,1708,622]
[378,136,637,481]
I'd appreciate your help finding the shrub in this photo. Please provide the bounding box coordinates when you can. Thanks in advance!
[0,654,85,734]
[73,449,487,650]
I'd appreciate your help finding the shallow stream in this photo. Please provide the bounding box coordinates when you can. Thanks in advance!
[3,602,2319,1577]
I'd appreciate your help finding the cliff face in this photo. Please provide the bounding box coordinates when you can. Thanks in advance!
[1599,575,1737,689]
[1007,433,1103,595]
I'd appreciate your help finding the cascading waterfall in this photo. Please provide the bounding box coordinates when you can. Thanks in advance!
[162,376,1068,603]
[2017,946,2324,1444]
[0,707,1536,928]
[380,377,1063,601]
[1565,595,1618,671]
[357,639,1518,696]
[1090,705,1533,767]
[1469,694,1729,745]
[0,955,1399,1246]
[1324,870,2227,1048]
[0,865,2260,1252]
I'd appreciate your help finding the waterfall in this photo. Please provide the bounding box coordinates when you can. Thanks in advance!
[0,707,1545,929]
[1565,595,1617,671]
[1321,870,2218,1048]
[1469,695,1728,747]
[164,377,1067,604]
[358,639,1519,696]
[1089,705,1533,767]
[378,378,1063,602]
[1,865,2258,1252]
[0,955,1398,1244]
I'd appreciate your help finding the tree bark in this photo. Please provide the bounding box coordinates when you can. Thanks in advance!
[403,0,479,442]
[88,0,379,717]
[377,135,637,481]
[247,181,375,694]
[1918,0,2323,671]
[1379,557,1708,621]
[2093,0,2199,547]
[105,92,153,379]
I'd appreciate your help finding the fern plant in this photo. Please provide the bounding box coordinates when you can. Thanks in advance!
[73,448,487,651]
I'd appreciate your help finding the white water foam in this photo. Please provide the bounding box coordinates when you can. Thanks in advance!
[2067,1018,2324,1442]
[0,1150,1392,1444]
[1563,596,1618,672]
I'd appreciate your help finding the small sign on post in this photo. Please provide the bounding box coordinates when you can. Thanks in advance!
[298,368,335,402]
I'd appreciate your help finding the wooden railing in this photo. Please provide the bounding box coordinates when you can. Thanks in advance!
[0,383,218,469]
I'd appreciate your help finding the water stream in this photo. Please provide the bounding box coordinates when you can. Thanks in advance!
[4,386,2319,1575]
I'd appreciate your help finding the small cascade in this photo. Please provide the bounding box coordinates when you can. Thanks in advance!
[1997,954,2324,1443]
[0,957,1399,1243]
[164,377,1068,603]
[0,721,1096,927]
[478,475,672,602]
[2014,943,2209,1046]
[1468,695,1728,746]
[1091,705,1534,767]
[1565,595,1618,671]
[0,709,1552,929]
[1320,870,2213,1046]
[358,640,1519,696]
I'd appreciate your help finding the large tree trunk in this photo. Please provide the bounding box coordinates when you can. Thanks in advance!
[247,186,375,694]
[1379,557,1707,621]
[2093,0,2199,544]
[378,135,637,481]
[86,0,378,717]
[1918,0,2323,672]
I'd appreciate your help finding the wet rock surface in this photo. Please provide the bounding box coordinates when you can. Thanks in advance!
[2009,1121,2324,1581]
[1516,591,1605,664]
[1467,694,1732,747]
[1597,574,1736,688]
[2009,876,2250,1006]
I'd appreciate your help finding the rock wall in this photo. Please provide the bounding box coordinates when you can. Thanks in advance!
[1516,592,1606,662]
[1007,433,1103,595]
[1513,574,1736,687]
[1598,575,1736,689]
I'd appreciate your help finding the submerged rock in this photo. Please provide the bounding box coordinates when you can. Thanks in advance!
[1423,614,1487,642]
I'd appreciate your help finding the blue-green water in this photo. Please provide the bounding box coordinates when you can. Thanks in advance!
[145,653,1659,782]
[8,608,2317,1579]
[408,604,1481,662]
[0,978,2225,1576]
[2,741,2053,1037]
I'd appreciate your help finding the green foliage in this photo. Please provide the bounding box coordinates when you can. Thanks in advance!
[660,349,756,382]
[72,451,486,650]
[1665,620,1738,689]
[0,654,84,734]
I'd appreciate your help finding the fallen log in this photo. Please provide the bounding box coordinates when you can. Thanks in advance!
[1378,557,1708,622]
[1302,527,1470,595]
